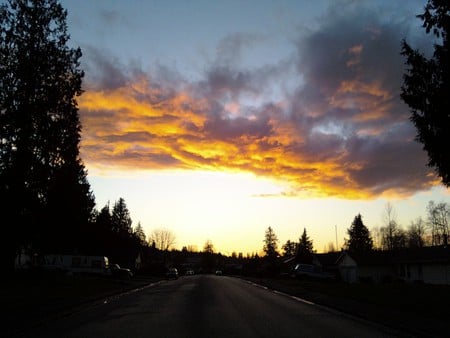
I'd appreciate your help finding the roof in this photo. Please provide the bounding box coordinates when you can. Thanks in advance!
[349,250,393,266]
[392,246,450,264]
[347,246,450,266]
[314,252,345,267]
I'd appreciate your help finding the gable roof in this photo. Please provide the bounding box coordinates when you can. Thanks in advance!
[314,251,345,267]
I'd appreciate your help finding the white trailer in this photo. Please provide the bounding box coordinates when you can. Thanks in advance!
[41,254,110,275]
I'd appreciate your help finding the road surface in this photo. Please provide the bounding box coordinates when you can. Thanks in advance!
[20,275,403,337]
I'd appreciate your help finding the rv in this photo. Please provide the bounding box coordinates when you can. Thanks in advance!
[15,253,109,275]
[43,255,110,274]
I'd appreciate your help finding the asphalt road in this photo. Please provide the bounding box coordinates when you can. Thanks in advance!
[22,275,404,338]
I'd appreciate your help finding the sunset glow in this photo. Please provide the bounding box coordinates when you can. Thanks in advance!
[61,0,449,254]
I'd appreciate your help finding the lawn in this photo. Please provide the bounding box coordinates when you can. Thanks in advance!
[243,276,449,337]
[1,272,159,336]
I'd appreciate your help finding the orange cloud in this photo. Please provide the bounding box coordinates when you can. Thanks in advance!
[78,73,435,200]
[346,44,363,67]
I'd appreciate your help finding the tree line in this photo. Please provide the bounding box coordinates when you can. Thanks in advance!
[371,201,450,250]
[260,199,449,268]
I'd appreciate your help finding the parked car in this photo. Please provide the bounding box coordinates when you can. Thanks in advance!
[110,263,133,279]
[185,269,195,276]
[293,263,334,280]
[166,268,179,279]
[215,270,223,276]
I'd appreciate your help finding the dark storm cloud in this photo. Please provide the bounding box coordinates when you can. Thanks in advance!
[287,3,437,196]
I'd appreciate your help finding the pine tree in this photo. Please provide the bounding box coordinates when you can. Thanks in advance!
[0,0,93,266]
[296,228,314,263]
[111,198,132,234]
[134,222,147,246]
[345,214,373,253]
[263,226,279,259]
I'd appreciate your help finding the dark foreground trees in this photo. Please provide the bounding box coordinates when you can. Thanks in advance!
[93,199,143,268]
[401,0,450,186]
[0,0,94,269]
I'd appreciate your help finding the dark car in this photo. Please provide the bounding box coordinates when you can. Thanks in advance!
[110,263,133,279]
[166,268,179,279]
[293,263,334,280]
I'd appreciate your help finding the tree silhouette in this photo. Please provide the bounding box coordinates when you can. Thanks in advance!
[203,239,214,254]
[201,239,215,272]
[0,0,92,268]
[111,198,132,234]
[263,226,279,259]
[93,203,113,254]
[380,202,406,250]
[296,228,314,263]
[407,217,426,248]
[148,228,176,251]
[401,0,450,186]
[93,200,142,267]
[282,240,298,257]
[426,200,449,245]
[345,214,373,254]
[134,222,147,246]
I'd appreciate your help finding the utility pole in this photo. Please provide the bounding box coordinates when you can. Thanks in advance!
[335,225,338,251]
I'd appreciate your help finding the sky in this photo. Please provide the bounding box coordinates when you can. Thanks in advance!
[60,0,448,255]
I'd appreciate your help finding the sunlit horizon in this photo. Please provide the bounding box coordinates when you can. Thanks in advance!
[85,166,448,255]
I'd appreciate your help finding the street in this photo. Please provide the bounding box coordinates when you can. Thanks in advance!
[22,275,402,337]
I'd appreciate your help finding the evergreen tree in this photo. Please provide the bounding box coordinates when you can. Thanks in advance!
[96,203,112,231]
[111,198,132,234]
[401,0,450,186]
[263,226,279,259]
[134,222,147,246]
[93,203,113,254]
[296,228,314,263]
[0,0,92,267]
[345,214,373,253]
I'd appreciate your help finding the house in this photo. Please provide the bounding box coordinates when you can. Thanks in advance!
[393,246,450,285]
[312,251,361,283]
[316,246,450,285]
[313,252,344,279]
[348,251,396,283]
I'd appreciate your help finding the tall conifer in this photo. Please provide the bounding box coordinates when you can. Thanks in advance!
[0,0,94,265]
